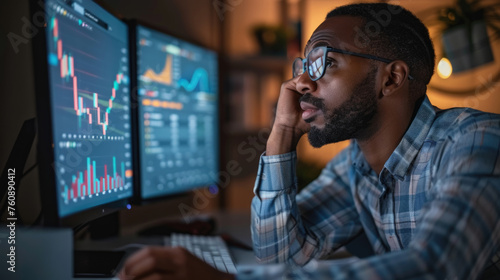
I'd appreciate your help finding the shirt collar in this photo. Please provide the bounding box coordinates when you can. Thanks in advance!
[383,95,436,181]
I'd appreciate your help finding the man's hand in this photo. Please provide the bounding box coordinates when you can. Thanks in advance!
[118,246,235,280]
[267,77,310,155]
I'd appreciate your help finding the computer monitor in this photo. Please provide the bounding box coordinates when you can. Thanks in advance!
[31,0,133,226]
[132,24,219,201]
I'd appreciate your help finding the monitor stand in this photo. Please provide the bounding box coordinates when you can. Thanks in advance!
[88,211,120,240]
[73,211,124,277]
[74,250,126,278]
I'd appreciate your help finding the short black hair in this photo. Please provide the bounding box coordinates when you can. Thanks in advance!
[326,3,435,96]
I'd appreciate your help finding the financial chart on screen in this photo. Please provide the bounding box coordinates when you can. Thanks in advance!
[136,26,219,199]
[44,0,133,217]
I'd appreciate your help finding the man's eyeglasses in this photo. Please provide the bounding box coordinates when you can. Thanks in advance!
[293,46,415,81]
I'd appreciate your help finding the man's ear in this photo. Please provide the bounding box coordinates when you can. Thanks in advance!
[381,60,410,97]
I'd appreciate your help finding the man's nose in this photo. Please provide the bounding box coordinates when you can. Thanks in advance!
[295,72,317,95]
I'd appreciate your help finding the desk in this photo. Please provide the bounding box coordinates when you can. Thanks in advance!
[76,211,257,256]
[74,211,258,279]
[4,211,358,279]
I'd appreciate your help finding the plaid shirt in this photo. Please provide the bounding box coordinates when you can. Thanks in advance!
[251,96,500,279]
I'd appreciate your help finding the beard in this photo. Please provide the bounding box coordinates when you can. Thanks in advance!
[302,68,378,148]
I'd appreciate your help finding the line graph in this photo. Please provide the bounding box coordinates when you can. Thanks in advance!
[138,39,212,94]
[177,68,209,92]
[141,54,172,85]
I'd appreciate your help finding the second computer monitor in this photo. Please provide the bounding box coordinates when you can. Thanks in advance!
[135,25,219,200]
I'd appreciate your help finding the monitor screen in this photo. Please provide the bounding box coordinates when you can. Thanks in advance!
[135,25,219,200]
[39,0,133,219]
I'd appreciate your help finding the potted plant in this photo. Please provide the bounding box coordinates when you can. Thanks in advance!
[439,0,500,73]
[252,24,290,56]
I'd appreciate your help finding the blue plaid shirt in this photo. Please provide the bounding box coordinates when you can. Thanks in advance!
[251,96,500,279]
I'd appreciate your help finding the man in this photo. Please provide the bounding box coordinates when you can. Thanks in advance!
[252,2,500,279]
[120,3,500,279]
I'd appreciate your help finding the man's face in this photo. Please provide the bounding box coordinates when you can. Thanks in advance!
[297,16,381,147]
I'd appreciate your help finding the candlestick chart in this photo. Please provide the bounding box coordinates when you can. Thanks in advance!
[44,5,133,217]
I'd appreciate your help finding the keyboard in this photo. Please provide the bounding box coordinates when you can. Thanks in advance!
[166,233,238,274]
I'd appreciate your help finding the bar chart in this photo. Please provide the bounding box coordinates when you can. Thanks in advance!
[62,156,132,204]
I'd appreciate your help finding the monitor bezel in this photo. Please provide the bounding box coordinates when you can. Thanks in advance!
[127,20,222,205]
[30,0,133,227]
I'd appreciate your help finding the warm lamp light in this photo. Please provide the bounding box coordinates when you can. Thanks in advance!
[437,57,453,79]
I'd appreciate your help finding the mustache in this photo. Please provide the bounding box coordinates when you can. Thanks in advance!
[299,93,325,111]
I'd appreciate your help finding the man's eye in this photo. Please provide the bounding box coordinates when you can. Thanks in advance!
[325,58,336,68]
